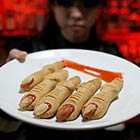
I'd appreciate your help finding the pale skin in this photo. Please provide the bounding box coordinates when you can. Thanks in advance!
[6,1,103,62]
[52,1,100,43]
[6,48,27,62]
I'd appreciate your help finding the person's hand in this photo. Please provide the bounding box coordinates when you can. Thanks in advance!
[6,48,28,63]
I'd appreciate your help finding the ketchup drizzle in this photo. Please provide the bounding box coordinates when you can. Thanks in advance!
[63,59,123,82]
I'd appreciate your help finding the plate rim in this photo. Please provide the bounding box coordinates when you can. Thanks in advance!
[1,48,140,130]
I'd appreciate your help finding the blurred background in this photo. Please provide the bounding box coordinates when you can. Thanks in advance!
[1,0,140,64]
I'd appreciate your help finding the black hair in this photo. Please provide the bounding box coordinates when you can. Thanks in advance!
[49,0,106,6]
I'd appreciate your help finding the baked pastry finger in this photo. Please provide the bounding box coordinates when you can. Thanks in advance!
[19,69,68,110]
[56,78,102,121]
[82,78,123,120]
[34,76,81,118]
[20,61,65,92]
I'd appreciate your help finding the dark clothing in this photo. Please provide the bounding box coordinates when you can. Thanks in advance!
[4,15,123,59]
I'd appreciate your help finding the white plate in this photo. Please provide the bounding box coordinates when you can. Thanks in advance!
[1,49,140,130]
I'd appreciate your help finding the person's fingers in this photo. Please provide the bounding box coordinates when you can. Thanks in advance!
[6,49,28,63]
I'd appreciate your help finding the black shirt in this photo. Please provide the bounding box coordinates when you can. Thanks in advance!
[4,15,123,59]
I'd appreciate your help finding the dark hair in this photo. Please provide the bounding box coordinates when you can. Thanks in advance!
[49,0,106,7]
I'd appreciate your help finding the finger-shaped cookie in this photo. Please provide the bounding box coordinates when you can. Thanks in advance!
[82,78,123,120]
[56,78,102,121]
[34,76,81,118]
[19,69,68,110]
[20,61,65,92]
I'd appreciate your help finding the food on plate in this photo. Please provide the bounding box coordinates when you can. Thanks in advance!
[82,78,123,120]
[34,76,81,118]
[19,69,68,110]
[20,61,65,92]
[17,59,124,123]
[56,78,102,121]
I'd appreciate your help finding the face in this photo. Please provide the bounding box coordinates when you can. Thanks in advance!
[52,0,103,43]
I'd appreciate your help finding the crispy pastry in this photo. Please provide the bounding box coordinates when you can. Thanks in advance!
[20,61,65,92]
[34,76,81,118]
[56,78,102,121]
[82,78,124,120]
[19,69,68,110]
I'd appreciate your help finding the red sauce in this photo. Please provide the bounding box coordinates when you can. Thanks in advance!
[25,94,36,107]
[44,102,52,111]
[63,59,123,82]
[30,78,34,84]
[62,104,75,113]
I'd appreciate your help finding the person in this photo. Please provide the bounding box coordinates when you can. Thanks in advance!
[0,0,127,139]
[5,0,123,62]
